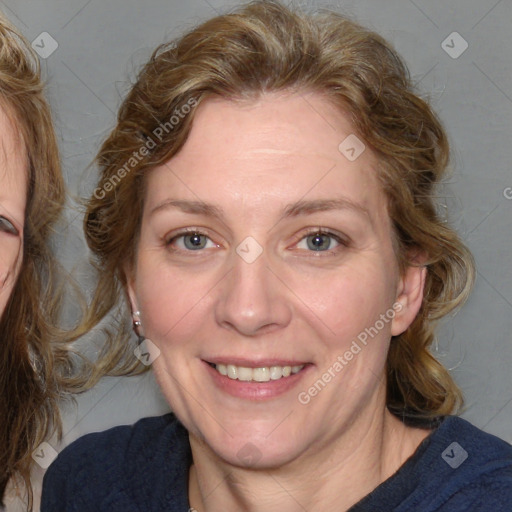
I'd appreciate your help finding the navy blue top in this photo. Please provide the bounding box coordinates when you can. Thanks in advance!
[41,413,512,511]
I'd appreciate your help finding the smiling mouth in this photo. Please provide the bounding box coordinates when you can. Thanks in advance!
[207,362,306,382]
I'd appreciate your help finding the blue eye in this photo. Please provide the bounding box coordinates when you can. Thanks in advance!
[296,231,346,253]
[183,233,208,250]
[306,233,335,251]
[0,216,18,236]
[168,231,217,251]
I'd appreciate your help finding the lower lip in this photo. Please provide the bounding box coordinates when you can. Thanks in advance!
[203,361,312,401]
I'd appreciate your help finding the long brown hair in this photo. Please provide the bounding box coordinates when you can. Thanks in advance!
[84,1,474,419]
[0,13,79,510]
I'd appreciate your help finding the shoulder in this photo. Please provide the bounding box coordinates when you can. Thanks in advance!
[59,412,178,457]
[47,412,179,473]
[41,413,190,511]
[413,416,512,511]
[435,416,512,470]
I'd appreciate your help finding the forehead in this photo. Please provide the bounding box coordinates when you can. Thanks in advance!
[0,103,28,224]
[144,92,386,222]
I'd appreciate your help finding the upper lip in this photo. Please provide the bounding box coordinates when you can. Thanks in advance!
[204,358,310,368]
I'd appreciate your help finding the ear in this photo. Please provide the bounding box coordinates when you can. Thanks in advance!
[124,263,139,316]
[391,253,427,337]
[125,265,145,337]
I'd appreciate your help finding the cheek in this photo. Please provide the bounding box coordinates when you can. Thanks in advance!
[307,267,397,390]
[290,258,397,342]
[134,254,216,344]
[0,239,23,313]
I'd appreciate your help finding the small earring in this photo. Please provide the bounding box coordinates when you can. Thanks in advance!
[132,311,146,346]
[133,310,142,328]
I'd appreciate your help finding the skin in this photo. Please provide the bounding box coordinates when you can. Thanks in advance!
[127,92,429,511]
[0,105,26,317]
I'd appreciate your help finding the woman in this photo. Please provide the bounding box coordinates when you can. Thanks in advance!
[0,13,83,511]
[42,1,512,510]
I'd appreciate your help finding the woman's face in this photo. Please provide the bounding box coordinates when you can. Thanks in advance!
[128,92,424,468]
[0,106,27,317]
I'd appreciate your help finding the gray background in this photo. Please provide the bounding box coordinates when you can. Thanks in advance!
[5,0,511,478]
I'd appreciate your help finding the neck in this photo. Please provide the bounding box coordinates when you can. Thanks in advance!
[188,398,431,511]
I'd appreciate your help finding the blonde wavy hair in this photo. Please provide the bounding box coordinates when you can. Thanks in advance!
[0,13,85,510]
[84,1,474,420]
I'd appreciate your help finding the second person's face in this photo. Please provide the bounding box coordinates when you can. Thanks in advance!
[0,106,27,317]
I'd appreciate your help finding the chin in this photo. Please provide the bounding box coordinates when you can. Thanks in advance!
[193,423,308,470]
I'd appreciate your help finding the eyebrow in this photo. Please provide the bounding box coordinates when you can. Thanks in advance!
[282,198,370,219]
[150,200,224,218]
[150,198,370,222]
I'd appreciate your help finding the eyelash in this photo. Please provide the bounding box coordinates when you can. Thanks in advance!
[165,227,349,256]
[0,215,18,236]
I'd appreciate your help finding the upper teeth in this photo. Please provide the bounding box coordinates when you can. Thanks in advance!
[214,364,304,382]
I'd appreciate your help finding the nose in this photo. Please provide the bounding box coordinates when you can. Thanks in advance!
[214,248,292,337]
